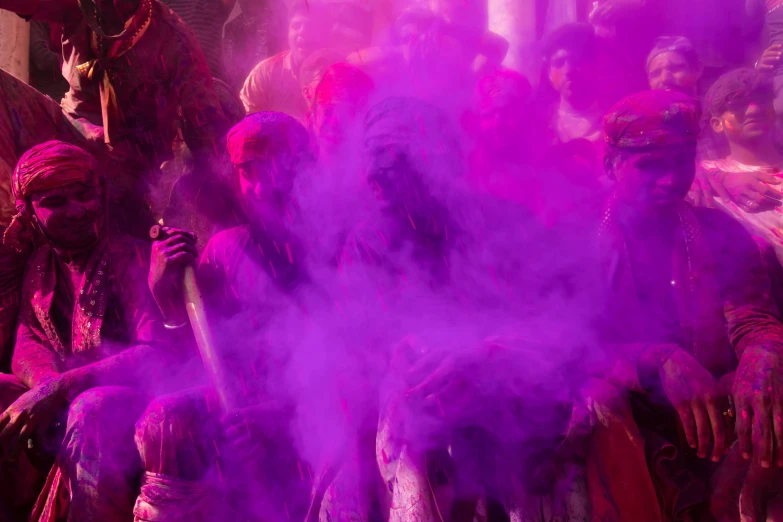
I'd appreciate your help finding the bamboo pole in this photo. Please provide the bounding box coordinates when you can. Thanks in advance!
[150,225,243,411]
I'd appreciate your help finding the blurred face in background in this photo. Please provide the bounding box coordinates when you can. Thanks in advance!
[397,19,432,64]
[313,103,357,152]
[548,48,598,108]
[710,93,776,146]
[289,10,321,67]
[477,92,530,157]
[647,51,702,97]
[364,137,435,226]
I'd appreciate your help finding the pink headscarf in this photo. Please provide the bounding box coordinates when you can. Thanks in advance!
[3,141,100,251]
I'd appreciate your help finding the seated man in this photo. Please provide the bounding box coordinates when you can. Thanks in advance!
[699,69,783,263]
[136,112,317,522]
[598,89,783,521]
[0,141,176,521]
[336,97,653,522]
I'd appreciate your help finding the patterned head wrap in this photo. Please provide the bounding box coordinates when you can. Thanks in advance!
[227,112,315,168]
[603,90,701,150]
[363,97,463,177]
[646,36,699,73]
[3,141,101,251]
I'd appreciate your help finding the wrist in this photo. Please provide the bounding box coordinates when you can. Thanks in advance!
[153,292,188,326]
[710,168,728,185]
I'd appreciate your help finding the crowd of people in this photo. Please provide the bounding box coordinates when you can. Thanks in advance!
[0,0,783,521]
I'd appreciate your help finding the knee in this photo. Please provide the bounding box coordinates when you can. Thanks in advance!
[135,391,214,477]
[66,386,144,436]
[135,394,195,450]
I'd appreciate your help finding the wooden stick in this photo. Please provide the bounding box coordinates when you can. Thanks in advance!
[150,225,243,411]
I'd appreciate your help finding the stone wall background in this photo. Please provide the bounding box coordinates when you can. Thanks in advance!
[0,10,28,82]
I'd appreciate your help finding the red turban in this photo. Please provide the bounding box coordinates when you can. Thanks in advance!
[314,63,375,112]
[603,90,701,150]
[3,141,100,251]
[226,111,315,167]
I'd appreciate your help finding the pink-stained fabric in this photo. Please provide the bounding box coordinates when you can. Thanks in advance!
[134,472,215,522]
[8,235,170,522]
[699,158,783,266]
[14,236,166,369]
[21,239,111,358]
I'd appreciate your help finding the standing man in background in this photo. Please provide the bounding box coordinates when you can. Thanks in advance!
[240,1,327,121]
[160,0,237,81]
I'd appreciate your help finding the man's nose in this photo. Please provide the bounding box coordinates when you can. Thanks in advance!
[66,203,91,220]
[746,102,763,115]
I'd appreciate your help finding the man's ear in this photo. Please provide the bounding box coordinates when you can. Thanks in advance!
[710,115,724,134]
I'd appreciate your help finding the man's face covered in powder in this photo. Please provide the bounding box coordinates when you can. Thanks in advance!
[548,48,597,103]
[314,103,358,151]
[609,144,696,211]
[647,51,701,97]
[365,138,433,222]
[711,92,776,145]
[31,181,105,250]
[236,154,297,229]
